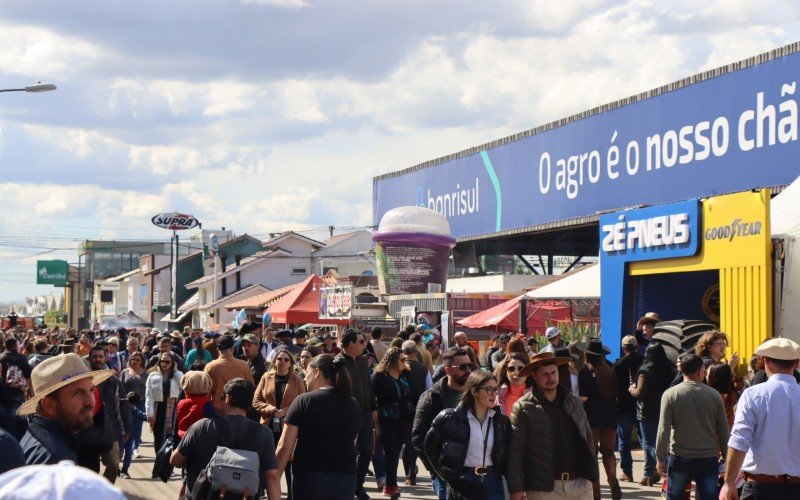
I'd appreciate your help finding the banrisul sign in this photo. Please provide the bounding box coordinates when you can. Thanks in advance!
[37,260,68,285]
[374,44,800,239]
[151,213,200,231]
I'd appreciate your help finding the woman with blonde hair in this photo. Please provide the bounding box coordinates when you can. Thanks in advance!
[253,347,305,499]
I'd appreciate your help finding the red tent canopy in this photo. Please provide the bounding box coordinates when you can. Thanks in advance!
[457,296,571,333]
[266,275,348,326]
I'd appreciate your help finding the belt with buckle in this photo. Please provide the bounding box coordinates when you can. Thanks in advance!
[463,466,493,476]
[744,472,800,484]
[555,471,581,482]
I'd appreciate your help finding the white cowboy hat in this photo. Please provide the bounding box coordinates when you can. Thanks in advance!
[755,337,800,361]
[17,353,114,415]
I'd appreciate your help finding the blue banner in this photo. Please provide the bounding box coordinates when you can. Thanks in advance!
[374,49,800,239]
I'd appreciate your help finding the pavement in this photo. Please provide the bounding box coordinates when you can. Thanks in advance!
[117,425,665,499]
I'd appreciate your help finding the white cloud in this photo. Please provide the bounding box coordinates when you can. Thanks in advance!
[1,0,800,302]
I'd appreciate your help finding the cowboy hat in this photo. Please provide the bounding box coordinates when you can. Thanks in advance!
[576,339,611,356]
[755,338,800,361]
[519,351,573,378]
[638,312,661,324]
[170,330,183,341]
[18,353,114,415]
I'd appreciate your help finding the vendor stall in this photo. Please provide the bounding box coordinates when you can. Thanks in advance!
[600,190,772,364]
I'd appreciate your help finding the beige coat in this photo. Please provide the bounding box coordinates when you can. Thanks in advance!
[252,370,306,424]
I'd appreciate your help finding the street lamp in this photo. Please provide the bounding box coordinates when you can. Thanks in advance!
[0,82,57,93]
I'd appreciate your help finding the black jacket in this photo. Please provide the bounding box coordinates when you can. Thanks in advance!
[424,403,510,500]
[412,377,461,472]
[612,352,643,415]
[335,353,375,412]
[239,353,267,386]
[404,360,428,405]
[21,414,80,465]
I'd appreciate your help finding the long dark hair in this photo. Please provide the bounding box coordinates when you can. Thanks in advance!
[707,362,735,394]
[495,352,532,388]
[310,354,352,398]
[640,343,676,390]
[585,352,616,399]
[460,370,497,413]
[375,347,403,375]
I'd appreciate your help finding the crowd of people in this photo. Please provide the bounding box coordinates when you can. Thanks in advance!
[0,315,798,500]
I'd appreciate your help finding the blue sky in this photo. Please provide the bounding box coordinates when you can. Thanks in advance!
[1,0,799,302]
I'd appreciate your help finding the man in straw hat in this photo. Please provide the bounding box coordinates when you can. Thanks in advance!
[635,312,661,355]
[18,353,114,465]
[722,337,800,500]
[508,352,598,500]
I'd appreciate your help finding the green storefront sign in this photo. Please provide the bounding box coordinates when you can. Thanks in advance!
[37,260,68,285]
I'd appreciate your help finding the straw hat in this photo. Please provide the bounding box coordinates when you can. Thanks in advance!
[17,353,114,415]
[519,351,573,378]
[638,312,661,324]
[755,338,800,361]
[180,370,212,395]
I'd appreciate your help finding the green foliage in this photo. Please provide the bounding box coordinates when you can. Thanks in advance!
[531,320,599,350]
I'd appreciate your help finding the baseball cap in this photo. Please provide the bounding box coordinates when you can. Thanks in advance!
[621,335,638,348]
[545,327,560,339]
[0,460,124,499]
[241,334,259,345]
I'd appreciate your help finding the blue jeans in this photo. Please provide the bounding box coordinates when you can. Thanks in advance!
[293,472,356,500]
[373,438,386,482]
[356,410,374,489]
[637,419,658,478]
[617,413,636,476]
[431,474,447,500]
[449,470,504,500]
[121,402,144,473]
[666,455,719,500]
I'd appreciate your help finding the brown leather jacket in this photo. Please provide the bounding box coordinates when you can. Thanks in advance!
[507,385,598,493]
[252,370,306,424]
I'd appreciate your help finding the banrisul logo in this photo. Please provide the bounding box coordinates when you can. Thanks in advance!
[415,149,503,232]
[420,178,480,217]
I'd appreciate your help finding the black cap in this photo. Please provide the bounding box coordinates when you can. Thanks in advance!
[497,334,511,343]
[275,329,294,339]
[295,330,308,338]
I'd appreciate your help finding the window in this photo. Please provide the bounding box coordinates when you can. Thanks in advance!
[291,267,308,275]
[100,290,114,303]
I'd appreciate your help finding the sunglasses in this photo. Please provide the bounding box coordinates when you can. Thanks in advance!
[506,366,523,373]
[450,363,475,371]
[275,357,291,363]
[159,360,172,365]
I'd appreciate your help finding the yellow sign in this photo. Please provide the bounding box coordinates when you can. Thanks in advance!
[630,190,772,369]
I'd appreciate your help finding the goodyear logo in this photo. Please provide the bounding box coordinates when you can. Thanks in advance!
[704,218,762,242]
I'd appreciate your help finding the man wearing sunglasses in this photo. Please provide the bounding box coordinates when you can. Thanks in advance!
[412,347,473,500]
[335,329,376,500]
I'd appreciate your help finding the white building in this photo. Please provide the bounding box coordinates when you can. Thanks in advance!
[186,230,374,330]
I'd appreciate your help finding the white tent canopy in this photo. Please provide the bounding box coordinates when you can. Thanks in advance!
[771,174,800,237]
[525,263,600,299]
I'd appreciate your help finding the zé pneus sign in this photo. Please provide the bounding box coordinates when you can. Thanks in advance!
[151,213,201,231]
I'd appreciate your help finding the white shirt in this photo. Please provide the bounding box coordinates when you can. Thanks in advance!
[464,409,495,468]
[728,373,800,476]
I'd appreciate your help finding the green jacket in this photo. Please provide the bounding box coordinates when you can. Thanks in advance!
[507,385,598,493]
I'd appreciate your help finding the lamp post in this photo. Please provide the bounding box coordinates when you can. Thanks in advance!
[0,83,57,93]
